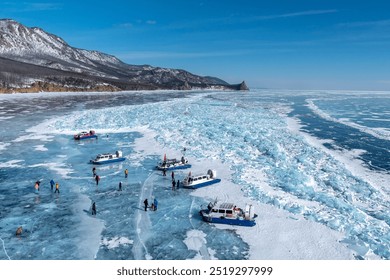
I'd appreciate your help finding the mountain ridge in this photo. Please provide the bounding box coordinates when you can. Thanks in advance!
[0,19,248,93]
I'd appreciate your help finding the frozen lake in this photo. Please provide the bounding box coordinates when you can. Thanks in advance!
[0,89,389,259]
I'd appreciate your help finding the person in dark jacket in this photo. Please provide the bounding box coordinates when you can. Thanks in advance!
[92,202,96,215]
[144,199,148,211]
[172,179,176,190]
[95,175,100,186]
[50,179,55,191]
[118,181,122,191]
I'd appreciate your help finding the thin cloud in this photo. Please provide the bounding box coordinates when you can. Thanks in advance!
[25,2,62,11]
[337,19,390,28]
[2,2,62,12]
[166,9,338,30]
[253,9,338,21]
[116,23,133,29]
[115,20,156,29]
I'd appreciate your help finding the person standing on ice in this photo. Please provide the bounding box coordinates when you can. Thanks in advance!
[95,175,100,186]
[171,171,175,180]
[50,179,55,191]
[118,181,122,191]
[92,202,96,215]
[124,169,128,178]
[144,199,148,211]
[162,168,166,176]
[172,179,176,190]
[153,198,158,211]
[54,182,60,193]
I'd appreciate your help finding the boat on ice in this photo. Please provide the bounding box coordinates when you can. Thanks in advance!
[156,154,191,170]
[182,169,221,189]
[74,130,97,140]
[90,150,125,165]
[199,200,257,227]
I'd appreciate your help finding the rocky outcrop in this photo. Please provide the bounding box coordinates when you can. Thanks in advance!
[238,81,249,91]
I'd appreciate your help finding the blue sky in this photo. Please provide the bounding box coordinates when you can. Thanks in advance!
[1,0,390,90]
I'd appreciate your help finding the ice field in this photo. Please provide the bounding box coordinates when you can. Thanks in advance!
[0,89,389,259]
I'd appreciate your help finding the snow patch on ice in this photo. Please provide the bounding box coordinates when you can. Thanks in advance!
[29,162,74,179]
[0,142,10,151]
[0,159,24,168]
[101,236,134,249]
[12,133,54,143]
[183,230,206,252]
[34,145,48,151]
[0,116,14,120]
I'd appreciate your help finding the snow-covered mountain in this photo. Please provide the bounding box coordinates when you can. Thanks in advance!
[0,19,247,92]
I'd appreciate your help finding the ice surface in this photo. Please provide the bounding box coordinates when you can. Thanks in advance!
[0,89,389,260]
[307,97,390,141]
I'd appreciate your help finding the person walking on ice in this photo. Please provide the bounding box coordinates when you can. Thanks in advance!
[144,199,148,211]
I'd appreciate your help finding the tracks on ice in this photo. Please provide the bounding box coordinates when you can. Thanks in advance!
[0,237,11,260]
[132,172,212,260]
[132,172,155,260]
[189,197,211,260]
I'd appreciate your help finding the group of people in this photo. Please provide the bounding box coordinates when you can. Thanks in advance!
[89,168,129,216]
[92,167,101,186]
[168,171,181,190]
[90,165,168,217]
[144,198,158,211]
[34,179,60,193]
